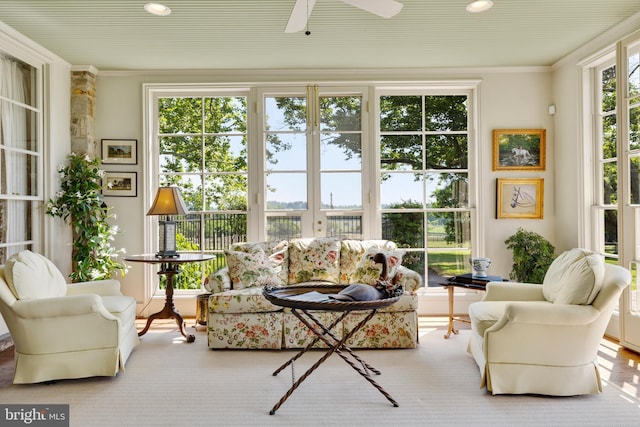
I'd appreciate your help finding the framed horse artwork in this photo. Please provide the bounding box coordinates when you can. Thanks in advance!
[492,129,546,171]
[496,178,544,219]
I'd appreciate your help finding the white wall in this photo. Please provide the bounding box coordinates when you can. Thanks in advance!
[477,71,556,277]
[94,75,147,305]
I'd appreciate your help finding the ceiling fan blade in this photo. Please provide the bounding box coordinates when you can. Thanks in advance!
[341,0,403,18]
[285,0,318,33]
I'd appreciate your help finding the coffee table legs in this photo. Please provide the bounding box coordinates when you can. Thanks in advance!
[269,308,398,415]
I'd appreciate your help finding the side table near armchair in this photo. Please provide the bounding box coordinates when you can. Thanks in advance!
[440,273,502,339]
[125,253,214,343]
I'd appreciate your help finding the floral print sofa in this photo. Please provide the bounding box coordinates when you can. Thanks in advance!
[204,237,422,350]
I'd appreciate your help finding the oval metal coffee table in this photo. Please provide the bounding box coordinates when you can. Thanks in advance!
[263,284,400,415]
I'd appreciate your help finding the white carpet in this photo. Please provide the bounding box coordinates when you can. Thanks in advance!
[2,326,640,426]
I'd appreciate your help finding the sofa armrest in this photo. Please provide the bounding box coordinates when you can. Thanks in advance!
[483,281,545,302]
[66,279,122,296]
[204,267,231,293]
[484,302,603,366]
[395,265,422,292]
[491,301,600,328]
[12,294,117,320]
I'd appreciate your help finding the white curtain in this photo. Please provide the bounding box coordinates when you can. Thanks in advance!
[0,55,28,259]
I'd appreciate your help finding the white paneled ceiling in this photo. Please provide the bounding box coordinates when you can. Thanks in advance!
[0,0,640,71]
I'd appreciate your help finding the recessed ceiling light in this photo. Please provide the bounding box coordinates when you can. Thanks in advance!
[466,0,493,13]
[144,3,171,16]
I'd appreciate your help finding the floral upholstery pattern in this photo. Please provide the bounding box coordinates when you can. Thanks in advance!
[352,247,405,285]
[282,311,344,349]
[339,240,397,284]
[395,269,421,293]
[225,240,289,289]
[225,248,280,290]
[344,311,418,349]
[206,238,421,350]
[208,287,282,314]
[208,312,283,349]
[376,291,417,312]
[288,237,341,284]
[203,267,230,293]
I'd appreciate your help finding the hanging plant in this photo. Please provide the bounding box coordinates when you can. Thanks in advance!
[46,152,127,282]
[504,227,556,283]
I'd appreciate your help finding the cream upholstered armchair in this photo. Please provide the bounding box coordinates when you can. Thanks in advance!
[0,250,139,384]
[467,248,631,396]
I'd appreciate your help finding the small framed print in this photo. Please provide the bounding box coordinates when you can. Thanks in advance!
[101,139,137,164]
[492,129,546,171]
[496,178,544,219]
[103,172,137,197]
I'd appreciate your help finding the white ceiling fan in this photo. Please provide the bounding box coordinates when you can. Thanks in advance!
[285,0,404,33]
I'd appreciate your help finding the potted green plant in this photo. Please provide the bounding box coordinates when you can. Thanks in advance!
[504,227,556,283]
[46,152,127,282]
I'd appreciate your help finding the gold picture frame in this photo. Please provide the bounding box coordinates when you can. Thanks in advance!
[496,178,544,219]
[493,129,546,171]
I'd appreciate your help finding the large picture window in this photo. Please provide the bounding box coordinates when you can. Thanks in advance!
[153,93,249,289]
[378,93,471,287]
[148,84,476,294]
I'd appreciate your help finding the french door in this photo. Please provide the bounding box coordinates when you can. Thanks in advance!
[618,32,640,352]
[256,85,370,241]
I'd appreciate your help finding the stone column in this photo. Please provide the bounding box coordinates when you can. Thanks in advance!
[70,65,98,157]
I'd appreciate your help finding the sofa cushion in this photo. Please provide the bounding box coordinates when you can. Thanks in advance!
[542,248,605,305]
[208,287,283,314]
[352,247,405,285]
[229,240,289,285]
[203,266,231,293]
[339,240,397,284]
[4,250,67,300]
[288,237,341,284]
[225,247,281,290]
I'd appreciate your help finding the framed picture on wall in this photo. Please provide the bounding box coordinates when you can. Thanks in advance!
[101,139,137,164]
[492,129,546,171]
[496,178,544,219]
[102,172,137,197]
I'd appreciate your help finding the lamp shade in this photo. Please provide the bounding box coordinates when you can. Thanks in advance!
[147,186,189,216]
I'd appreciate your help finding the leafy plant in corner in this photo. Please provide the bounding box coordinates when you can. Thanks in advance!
[504,227,556,283]
[46,153,127,282]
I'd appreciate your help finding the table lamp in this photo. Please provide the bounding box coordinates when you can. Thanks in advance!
[147,186,189,258]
